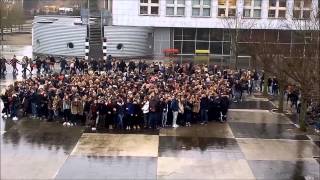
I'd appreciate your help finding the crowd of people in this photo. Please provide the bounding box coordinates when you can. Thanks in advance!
[1,55,261,131]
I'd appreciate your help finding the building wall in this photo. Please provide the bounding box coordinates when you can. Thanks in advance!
[104,26,153,57]
[112,0,319,30]
[33,16,87,57]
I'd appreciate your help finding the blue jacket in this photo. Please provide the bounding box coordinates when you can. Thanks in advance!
[170,99,179,112]
[126,102,135,115]
[200,97,209,110]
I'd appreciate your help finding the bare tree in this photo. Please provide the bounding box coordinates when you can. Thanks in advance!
[249,31,289,113]
[250,10,319,130]
[283,12,320,129]
[222,12,256,69]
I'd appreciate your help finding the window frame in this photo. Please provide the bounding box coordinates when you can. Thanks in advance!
[192,0,211,17]
[166,0,186,16]
[268,0,287,19]
[293,0,312,19]
[217,0,237,17]
[139,0,160,16]
[243,0,262,18]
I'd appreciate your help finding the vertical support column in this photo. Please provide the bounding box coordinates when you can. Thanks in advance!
[85,38,90,60]
[103,38,107,60]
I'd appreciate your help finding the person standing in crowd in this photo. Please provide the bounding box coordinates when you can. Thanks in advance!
[220,94,230,122]
[200,94,209,125]
[10,55,19,75]
[105,99,114,129]
[1,90,10,118]
[35,56,42,74]
[59,57,67,74]
[29,57,34,74]
[178,97,185,126]
[69,60,76,75]
[10,93,20,120]
[171,95,179,128]
[160,97,168,127]
[0,57,7,77]
[71,96,80,125]
[49,56,55,73]
[192,95,200,124]
[233,80,242,102]
[29,89,37,118]
[97,99,107,129]
[116,98,125,130]
[62,95,71,123]
[149,95,159,129]
[184,98,193,127]
[42,57,50,74]
[21,56,29,75]
[260,72,265,93]
[272,77,279,95]
[142,97,150,128]
[132,99,141,129]
[1,60,237,130]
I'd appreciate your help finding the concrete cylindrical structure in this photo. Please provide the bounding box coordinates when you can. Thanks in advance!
[104,26,154,57]
[33,16,87,57]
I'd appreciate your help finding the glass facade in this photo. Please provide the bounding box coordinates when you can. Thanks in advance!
[173,28,231,55]
[172,28,308,58]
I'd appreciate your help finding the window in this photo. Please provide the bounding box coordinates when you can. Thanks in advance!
[218,0,237,17]
[210,29,223,41]
[210,42,222,54]
[67,42,74,49]
[166,7,174,15]
[140,0,159,15]
[268,0,287,18]
[192,0,211,17]
[166,0,185,16]
[197,28,209,41]
[293,0,312,19]
[243,0,262,18]
[117,44,124,50]
[174,28,183,40]
[183,28,196,40]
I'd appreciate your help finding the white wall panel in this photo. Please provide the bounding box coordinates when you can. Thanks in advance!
[104,26,153,57]
[33,16,87,57]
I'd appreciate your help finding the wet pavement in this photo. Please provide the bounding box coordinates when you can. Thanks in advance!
[1,97,319,179]
[0,117,84,179]
[55,156,157,179]
[0,69,319,179]
[0,45,32,59]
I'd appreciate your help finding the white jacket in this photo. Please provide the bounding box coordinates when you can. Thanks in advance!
[141,101,149,114]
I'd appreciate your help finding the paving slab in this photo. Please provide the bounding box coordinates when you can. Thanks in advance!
[55,156,157,180]
[228,111,292,124]
[229,122,309,140]
[159,136,245,160]
[230,101,274,110]
[71,133,159,157]
[237,138,320,161]
[248,160,320,180]
[160,122,234,138]
[157,157,255,180]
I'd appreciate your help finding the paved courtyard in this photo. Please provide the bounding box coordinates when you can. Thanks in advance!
[0,44,319,179]
[1,96,319,179]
